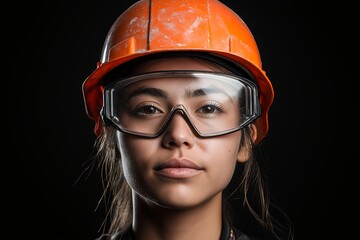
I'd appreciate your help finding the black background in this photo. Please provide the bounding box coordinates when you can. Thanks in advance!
[8,1,357,239]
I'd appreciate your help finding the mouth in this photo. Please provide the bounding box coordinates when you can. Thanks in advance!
[154,158,204,179]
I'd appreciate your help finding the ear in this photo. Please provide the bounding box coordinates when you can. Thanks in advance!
[237,124,258,163]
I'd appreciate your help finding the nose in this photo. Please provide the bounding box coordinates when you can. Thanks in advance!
[162,112,195,148]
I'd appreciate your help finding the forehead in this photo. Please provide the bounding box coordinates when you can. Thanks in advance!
[131,56,231,74]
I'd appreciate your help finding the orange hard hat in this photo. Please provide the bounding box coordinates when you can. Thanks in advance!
[82,0,274,144]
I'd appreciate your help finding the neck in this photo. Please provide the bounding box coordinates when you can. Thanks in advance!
[132,192,223,240]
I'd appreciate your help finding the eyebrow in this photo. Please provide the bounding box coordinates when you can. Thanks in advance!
[127,87,168,101]
[187,87,232,100]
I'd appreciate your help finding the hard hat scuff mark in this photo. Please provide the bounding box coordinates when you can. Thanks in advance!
[184,17,203,36]
[126,16,148,36]
[129,17,138,25]
[163,22,176,30]
[188,17,202,31]
[151,27,159,34]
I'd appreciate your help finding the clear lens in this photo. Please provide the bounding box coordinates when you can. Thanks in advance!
[103,71,260,137]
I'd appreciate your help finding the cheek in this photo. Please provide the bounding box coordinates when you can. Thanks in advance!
[200,135,241,188]
[116,132,158,188]
[116,134,135,184]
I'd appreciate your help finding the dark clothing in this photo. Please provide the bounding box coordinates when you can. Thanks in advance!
[96,219,258,240]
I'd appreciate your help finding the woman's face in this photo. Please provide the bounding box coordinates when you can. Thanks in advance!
[116,57,249,209]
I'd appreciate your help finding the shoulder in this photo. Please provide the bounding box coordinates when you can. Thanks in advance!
[237,235,262,240]
[95,228,132,240]
[233,228,262,240]
[97,226,262,240]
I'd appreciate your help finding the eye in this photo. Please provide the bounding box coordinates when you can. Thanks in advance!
[135,104,163,116]
[196,102,223,115]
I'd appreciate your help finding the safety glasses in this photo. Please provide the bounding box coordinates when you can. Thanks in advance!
[102,71,260,138]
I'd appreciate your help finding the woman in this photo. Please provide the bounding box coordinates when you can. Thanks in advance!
[82,0,293,239]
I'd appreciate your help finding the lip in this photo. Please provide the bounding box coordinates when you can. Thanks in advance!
[154,158,204,179]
